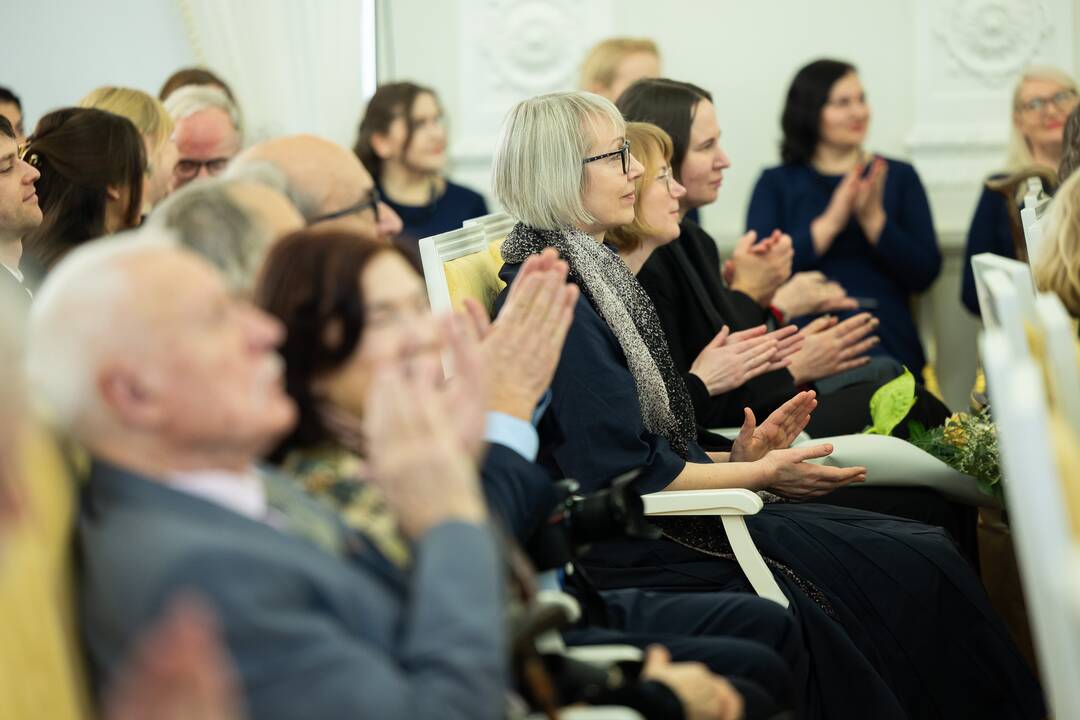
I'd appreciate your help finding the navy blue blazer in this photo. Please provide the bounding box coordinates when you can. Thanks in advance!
[79,460,506,720]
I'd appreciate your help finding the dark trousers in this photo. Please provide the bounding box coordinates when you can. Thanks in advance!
[565,589,805,720]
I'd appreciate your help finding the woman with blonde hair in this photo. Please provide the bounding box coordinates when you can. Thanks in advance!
[962,66,1079,315]
[1034,167,1080,317]
[491,89,1043,720]
[578,37,660,102]
[79,86,178,211]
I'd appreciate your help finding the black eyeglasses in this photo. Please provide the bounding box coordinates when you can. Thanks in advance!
[1017,89,1078,114]
[173,157,231,180]
[583,140,630,175]
[309,187,382,225]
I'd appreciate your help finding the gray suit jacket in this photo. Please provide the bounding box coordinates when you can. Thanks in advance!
[79,460,507,720]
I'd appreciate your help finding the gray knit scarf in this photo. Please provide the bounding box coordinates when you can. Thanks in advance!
[502,223,697,457]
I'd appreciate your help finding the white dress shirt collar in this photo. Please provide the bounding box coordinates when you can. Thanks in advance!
[167,467,269,521]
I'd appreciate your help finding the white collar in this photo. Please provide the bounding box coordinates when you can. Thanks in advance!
[1,263,23,283]
[167,467,268,521]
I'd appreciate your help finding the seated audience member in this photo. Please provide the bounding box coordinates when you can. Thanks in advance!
[0,87,25,145]
[20,108,144,284]
[163,86,243,191]
[232,134,403,239]
[79,86,178,211]
[255,231,798,719]
[151,174,303,291]
[27,232,508,720]
[1057,105,1080,184]
[491,89,1044,720]
[746,59,941,374]
[579,37,661,103]
[159,66,237,104]
[354,82,487,249]
[962,66,1079,315]
[0,116,41,300]
[616,80,949,441]
[1034,160,1080,316]
[0,292,242,720]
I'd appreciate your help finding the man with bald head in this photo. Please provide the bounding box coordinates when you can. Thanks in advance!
[27,231,506,719]
[231,134,403,242]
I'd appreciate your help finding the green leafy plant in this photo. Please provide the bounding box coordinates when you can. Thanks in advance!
[907,410,1003,504]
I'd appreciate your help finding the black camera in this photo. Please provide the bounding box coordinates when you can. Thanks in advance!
[526,469,661,572]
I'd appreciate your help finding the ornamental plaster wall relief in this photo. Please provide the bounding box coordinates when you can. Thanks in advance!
[450,0,615,202]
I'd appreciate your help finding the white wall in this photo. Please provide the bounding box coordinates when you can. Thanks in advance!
[3,1,195,128]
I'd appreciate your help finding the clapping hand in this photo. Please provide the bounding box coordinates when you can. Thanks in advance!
[363,353,487,538]
[724,229,793,307]
[787,312,879,385]
[689,324,803,396]
[461,248,578,421]
[756,443,867,500]
[730,390,817,462]
[641,645,745,720]
[771,271,859,321]
[853,158,888,243]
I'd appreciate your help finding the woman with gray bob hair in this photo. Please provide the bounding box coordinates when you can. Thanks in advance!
[490,91,1044,719]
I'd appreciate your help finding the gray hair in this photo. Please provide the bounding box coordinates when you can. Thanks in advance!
[26,229,177,431]
[149,179,266,291]
[225,158,320,222]
[163,84,244,140]
[492,91,626,231]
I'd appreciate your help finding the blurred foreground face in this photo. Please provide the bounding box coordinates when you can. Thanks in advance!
[314,251,439,419]
[120,250,296,457]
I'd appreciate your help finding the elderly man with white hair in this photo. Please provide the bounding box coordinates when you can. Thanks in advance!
[164,85,244,191]
[26,229,507,720]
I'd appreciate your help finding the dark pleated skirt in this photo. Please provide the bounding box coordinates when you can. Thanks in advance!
[581,502,1045,720]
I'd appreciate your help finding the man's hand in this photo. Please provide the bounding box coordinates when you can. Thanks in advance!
[730,391,816,462]
[771,271,858,321]
[787,313,879,385]
[469,248,579,421]
[363,357,487,537]
[641,645,744,720]
[725,230,793,307]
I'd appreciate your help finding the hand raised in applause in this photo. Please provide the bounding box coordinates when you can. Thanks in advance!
[103,595,243,720]
[363,355,487,537]
[787,312,879,385]
[853,158,888,243]
[690,324,803,396]
[771,271,858,321]
[461,248,579,421]
[724,230,793,307]
[730,390,817,462]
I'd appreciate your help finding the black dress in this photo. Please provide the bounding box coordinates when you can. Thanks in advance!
[639,219,981,564]
[495,260,1044,720]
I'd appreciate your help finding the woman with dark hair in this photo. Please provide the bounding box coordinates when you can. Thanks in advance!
[20,108,145,282]
[491,89,1042,720]
[618,76,974,564]
[353,82,487,249]
[746,59,940,373]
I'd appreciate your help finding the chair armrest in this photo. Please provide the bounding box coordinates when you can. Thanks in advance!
[795,433,1001,508]
[534,708,644,720]
[565,644,645,665]
[642,488,763,516]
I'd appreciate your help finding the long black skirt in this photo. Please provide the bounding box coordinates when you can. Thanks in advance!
[581,502,1044,720]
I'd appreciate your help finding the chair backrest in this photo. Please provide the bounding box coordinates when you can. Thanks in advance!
[980,328,1080,719]
[974,260,1031,355]
[418,223,506,317]
[1021,190,1053,266]
[1034,293,1080,435]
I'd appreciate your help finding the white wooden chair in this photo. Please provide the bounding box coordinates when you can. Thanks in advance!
[1020,177,1053,265]
[971,252,1036,340]
[418,220,790,608]
[980,327,1080,719]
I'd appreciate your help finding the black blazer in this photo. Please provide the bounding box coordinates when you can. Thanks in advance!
[637,219,797,429]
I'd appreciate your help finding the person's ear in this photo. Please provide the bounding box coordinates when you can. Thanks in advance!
[97,361,167,429]
[106,185,122,201]
[369,132,397,161]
